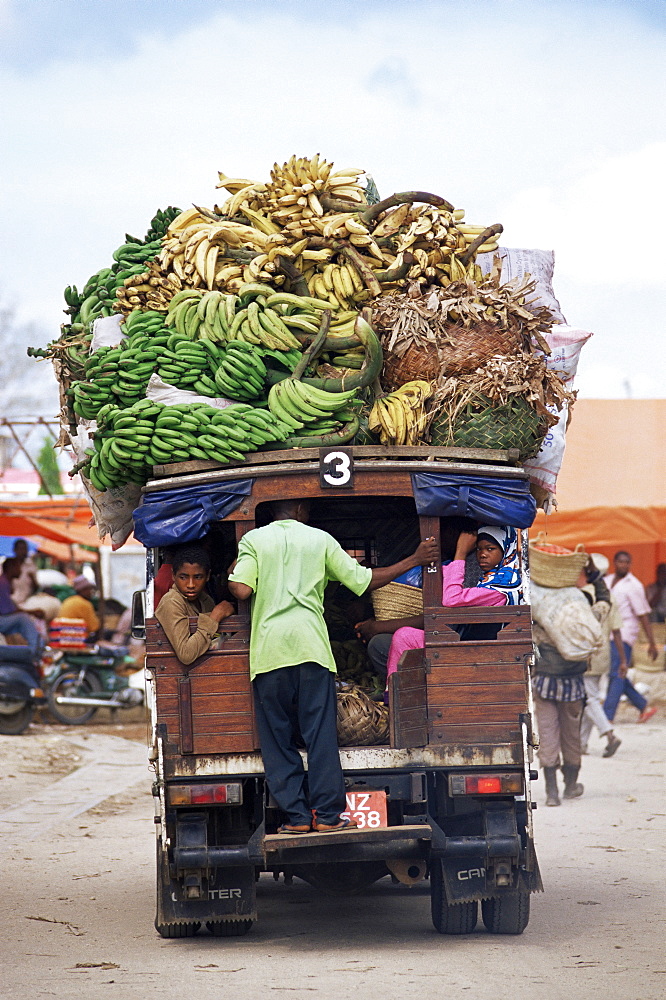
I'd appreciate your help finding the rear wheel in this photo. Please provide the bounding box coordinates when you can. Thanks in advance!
[481,890,530,934]
[0,701,33,735]
[430,861,478,934]
[48,669,101,725]
[206,919,254,937]
[155,921,201,939]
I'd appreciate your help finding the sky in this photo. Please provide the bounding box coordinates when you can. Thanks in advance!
[1,0,664,417]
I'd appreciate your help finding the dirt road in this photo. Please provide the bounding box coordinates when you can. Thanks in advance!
[1,708,664,1000]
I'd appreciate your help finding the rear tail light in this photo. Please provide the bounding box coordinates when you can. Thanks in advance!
[168,782,243,806]
[449,772,523,796]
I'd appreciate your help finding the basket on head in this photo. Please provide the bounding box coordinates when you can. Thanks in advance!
[430,393,546,459]
[529,534,589,588]
[371,581,423,621]
[336,681,389,746]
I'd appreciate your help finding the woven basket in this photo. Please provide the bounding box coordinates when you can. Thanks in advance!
[529,533,588,588]
[337,682,389,746]
[430,394,546,459]
[371,581,423,621]
[382,342,440,391]
[438,321,523,377]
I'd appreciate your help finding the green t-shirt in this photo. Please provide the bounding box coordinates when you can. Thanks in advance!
[228,519,372,681]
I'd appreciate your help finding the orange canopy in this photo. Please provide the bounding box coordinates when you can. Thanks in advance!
[536,400,666,586]
[0,498,101,549]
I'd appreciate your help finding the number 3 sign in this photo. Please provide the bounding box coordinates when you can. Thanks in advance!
[319,448,354,489]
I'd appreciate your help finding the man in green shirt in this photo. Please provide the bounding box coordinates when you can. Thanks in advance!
[228,499,438,835]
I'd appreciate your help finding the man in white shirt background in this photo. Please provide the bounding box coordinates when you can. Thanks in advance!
[603,550,658,723]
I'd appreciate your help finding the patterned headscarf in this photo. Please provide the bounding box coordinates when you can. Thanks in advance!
[476,525,524,606]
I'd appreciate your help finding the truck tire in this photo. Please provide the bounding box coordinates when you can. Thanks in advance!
[206,919,254,937]
[48,669,101,725]
[155,921,201,938]
[481,890,530,934]
[430,861,478,934]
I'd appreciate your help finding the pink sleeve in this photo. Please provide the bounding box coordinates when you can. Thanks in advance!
[441,560,507,608]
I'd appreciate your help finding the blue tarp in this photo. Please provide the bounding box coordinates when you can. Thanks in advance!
[132,480,253,547]
[411,472,536,529]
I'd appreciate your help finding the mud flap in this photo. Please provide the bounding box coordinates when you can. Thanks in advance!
[156,837,257,926]
[439,858,489,904]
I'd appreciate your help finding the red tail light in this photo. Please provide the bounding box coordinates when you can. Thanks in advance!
[449,773,523,796]
[168,783,243,806]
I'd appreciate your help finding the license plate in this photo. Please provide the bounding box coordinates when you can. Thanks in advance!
[341,790,387,829]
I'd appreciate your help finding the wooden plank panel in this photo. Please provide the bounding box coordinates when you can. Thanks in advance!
[426,663,528,685]
[432,703,525,725]
[191,713,255,736]
[427,682,527,707]
[178,676,193,753]
[426,642,532,665]
[158,672,252,696]
[190,693,254,714]
[192,733,257,754]
[429,727,523,749]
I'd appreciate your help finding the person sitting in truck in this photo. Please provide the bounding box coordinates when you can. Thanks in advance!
[358,525,523,686]
[227,498,439,836]
[155,545,235,666]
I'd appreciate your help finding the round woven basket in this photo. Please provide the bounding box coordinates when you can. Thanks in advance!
[336,682,389,746]
[438,321,522,377]
[529,534,588,588]
[371,581,423,621]
[430,394,546,459]
[382,342,440,391]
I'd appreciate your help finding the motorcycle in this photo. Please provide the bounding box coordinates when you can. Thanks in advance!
[46,646,145,726]
[0,645,47,735]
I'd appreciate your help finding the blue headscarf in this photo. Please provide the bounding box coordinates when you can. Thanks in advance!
[476,525,524,606]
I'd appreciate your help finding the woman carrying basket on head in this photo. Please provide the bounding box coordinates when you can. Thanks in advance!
[356,526,523,693]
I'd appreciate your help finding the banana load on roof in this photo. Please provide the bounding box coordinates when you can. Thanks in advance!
[31,155,573,495]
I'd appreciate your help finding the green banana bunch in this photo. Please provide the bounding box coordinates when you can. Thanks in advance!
[213,342,267,401]
[144,206,182,242]
[165,284,312,352]
[81,398,292,492]
[267,378,358,430]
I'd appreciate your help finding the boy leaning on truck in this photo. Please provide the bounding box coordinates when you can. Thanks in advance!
[228,498,438,835]
[155,546,235,666]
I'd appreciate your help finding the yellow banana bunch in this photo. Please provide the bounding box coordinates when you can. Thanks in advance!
[237,156,368,239]
[114,261,182,315]
[368,380,433,446]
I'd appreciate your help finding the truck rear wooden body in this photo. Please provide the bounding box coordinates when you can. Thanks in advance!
[143,445,541,938]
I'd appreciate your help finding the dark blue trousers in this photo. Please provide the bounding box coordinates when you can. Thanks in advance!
[252,663,346,826]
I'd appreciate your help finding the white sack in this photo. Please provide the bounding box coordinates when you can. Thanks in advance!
[530,583,603,661]
[477,247,566,324]
[90,314,125,352]
[145,373,235,410]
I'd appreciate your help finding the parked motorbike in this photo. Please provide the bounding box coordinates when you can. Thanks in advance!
[0,645,47,735]
[46,646,145,726]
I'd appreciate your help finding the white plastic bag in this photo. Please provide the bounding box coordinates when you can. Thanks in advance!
[90,314,125,352]
[530,583,602,661]
[145,373,235,410]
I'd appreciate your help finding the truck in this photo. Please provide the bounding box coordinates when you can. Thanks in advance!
[136,441,542,939]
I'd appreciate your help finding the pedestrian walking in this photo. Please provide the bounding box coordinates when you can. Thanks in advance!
[579,554,623,757]
[603,551,658,724]
[531,576,603,807]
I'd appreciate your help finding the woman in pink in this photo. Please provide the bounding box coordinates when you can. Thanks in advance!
[385,525,523,680]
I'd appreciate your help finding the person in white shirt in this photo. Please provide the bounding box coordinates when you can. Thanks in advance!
[603,551,658,723]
